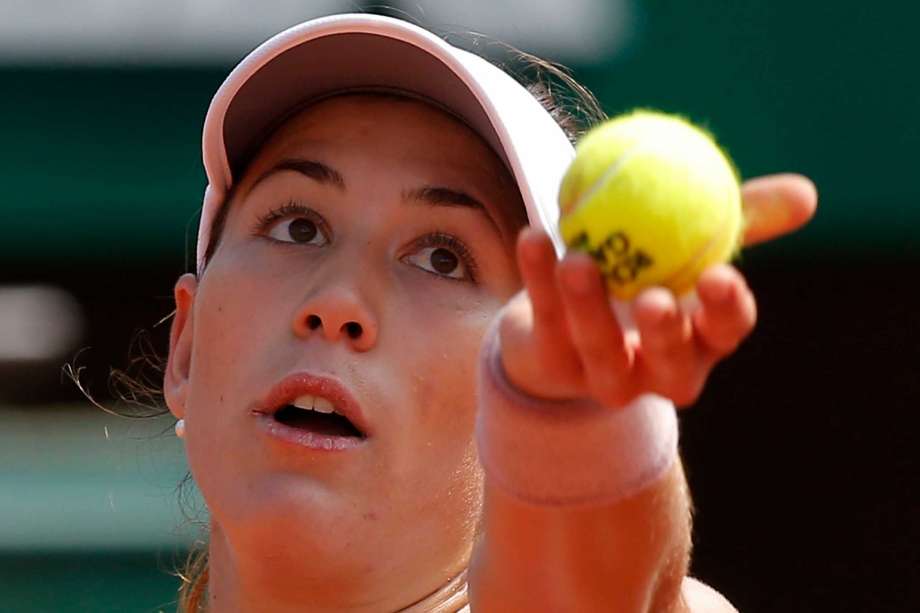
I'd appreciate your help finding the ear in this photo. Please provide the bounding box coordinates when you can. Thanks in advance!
[164,273,198,420]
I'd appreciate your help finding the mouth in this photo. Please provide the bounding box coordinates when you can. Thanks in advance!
[253,373,369,451]
[272,395,364,438]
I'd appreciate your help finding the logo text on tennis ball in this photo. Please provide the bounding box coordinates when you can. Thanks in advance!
[570,230,654,286]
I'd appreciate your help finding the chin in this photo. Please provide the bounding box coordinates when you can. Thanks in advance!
[213,473,377,564]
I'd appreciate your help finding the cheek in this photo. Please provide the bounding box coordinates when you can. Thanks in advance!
[413,322,479,428]
[408,318,487,536]
[189,247,295,396]
[189,268,277,405]
[182,255,292,510]
[388,292,497,484]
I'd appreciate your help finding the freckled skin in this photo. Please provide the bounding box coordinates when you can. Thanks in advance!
[166,95,526,611]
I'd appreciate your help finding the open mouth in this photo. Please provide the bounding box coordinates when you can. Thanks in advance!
[272,394,365,439]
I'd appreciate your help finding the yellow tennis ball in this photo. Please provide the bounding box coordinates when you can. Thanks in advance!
[558,110,743,300]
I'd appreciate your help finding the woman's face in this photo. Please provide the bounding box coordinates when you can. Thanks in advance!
[167,94,525,587]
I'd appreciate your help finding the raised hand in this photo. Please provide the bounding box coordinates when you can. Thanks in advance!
[498,173,817,408]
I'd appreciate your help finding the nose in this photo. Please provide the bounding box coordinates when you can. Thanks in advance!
[292,286,378,352]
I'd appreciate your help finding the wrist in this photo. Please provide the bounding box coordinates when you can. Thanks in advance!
[477,319,680,506]
[499,345,591,403]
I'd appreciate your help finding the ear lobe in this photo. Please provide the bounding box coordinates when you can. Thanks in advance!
[164,273,198,420]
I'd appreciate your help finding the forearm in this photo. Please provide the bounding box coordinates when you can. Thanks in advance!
[469,460,691,613]
[468,324,693,612]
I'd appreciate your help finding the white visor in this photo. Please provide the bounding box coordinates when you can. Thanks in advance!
[198,13,575,272]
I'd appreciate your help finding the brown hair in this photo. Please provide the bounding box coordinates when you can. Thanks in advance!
[76,50,605,613]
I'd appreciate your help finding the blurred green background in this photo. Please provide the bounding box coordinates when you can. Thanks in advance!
[4,1,918,268]
[1,1,916,611]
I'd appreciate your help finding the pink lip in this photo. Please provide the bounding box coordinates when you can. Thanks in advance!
[252,372,371,438]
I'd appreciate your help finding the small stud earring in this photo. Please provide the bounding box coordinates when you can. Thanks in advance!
[175,419,186,439]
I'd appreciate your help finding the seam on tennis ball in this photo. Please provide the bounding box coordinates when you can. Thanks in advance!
[659,186,741,294]
[566,145,643,218]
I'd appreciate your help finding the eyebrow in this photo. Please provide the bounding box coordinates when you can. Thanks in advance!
[404,186,484,211]
[253,158,346,191]
[403,186,501,235]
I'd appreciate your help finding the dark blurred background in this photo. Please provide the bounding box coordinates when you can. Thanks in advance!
[0,1,916,611]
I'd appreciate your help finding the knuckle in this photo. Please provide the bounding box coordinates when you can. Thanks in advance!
[639,317,688,354]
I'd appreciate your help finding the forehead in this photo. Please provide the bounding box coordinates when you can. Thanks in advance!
[238,94,527,227]
[265,94,503,168]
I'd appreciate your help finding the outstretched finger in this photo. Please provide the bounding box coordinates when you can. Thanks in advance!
[741,173,817,246]
[516,228,582,372]
[556,253,635,406]
[516,228,565,330]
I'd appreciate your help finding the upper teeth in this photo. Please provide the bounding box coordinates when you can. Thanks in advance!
[292,394,336,414]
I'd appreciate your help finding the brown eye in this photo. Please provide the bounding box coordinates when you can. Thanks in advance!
[403,245,469,280]
[267,216,327,246]
[288,218,317,243]
[430,248,458,275]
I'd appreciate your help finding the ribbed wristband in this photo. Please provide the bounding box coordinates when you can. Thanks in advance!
[475,321,679,506]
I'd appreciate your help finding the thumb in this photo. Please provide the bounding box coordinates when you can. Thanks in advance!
[741,173,817,246]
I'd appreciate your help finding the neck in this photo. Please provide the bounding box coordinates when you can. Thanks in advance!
[205,521,470,613]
